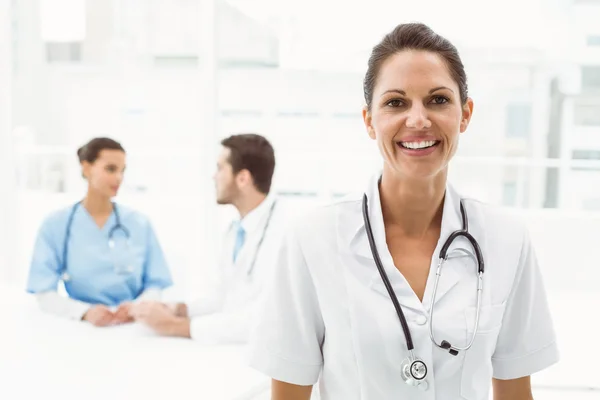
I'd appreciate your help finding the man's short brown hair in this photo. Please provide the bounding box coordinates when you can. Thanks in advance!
[221,133,276,194]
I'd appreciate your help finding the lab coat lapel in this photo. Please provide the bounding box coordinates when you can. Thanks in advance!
[421,185,479,311]
[343,175,480,313]
[221,221,241,279]
[232,244,253,276]
[343,175,423,312]
[231,222,263,277]
[228,196,275,276]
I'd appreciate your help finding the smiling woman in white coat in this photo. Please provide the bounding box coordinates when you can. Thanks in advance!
[247,23,559,400]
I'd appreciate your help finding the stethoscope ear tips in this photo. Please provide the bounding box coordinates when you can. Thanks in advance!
[441,340,460,356]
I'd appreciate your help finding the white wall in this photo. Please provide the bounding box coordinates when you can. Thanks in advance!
[0,0,17,283]
[515,208,600,292]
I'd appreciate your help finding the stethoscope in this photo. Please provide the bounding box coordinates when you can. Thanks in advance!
[240,199,277,277]
[61,201,132,281]
[361,192,485,389]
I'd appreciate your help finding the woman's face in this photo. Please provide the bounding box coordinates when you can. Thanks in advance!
[82,149,126,198]
[363,50,474,181]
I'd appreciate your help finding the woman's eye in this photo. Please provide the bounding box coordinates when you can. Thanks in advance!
[386,99,403,107]
[431,96,449,105]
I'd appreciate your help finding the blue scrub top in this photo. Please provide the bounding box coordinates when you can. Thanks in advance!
[26,204,173,306]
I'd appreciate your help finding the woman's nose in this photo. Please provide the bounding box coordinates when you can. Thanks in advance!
[406,104,432,129]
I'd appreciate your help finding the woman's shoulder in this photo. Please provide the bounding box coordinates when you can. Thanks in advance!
[462,196,528,234]
[35,205,78,240]
[460,196,532,267]
[41,204,78,227]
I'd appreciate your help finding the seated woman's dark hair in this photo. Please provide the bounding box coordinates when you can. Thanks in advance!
[77,137,125,164]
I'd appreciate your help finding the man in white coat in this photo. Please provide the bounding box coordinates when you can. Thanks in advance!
[130,133,286,344]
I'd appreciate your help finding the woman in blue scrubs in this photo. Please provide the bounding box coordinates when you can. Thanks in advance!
[26,137,173,327]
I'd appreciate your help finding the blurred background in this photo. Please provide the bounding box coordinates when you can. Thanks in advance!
[0,0,599,398]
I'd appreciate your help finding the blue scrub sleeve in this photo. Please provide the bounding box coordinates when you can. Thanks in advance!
[141,222,173,291]
[26,219,62,294]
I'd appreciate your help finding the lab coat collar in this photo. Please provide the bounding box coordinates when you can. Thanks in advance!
[345,172,474,311]
[237,195,276,235]
[227,195,277,271]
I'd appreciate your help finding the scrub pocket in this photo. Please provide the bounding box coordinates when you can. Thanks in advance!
[107,239,145,301]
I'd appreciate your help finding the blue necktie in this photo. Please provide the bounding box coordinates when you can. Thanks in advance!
[232,223,246,263]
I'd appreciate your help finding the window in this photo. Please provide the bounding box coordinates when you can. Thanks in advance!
[571,150,600,171]
[502,181,517,207]
[574,101,600,126]
[45,42,82,63]
[587,36,600,46]
[332,112,361,119]
[220,110,263,117]
[572,150,600,160]
[582,197,600,211]
[276,111,320,118]
[581,66,600,92]
[149,0,198,56]
[152,55,198,67]
[505,103,532,138]
[40,0,86,43]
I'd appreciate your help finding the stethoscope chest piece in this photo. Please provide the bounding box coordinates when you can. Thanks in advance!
[108,236,131,250]
[401,357,428,388]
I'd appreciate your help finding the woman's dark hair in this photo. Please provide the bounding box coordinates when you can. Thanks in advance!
[221,133,275,194]
[363,22,468,110]
[77,137,125,164]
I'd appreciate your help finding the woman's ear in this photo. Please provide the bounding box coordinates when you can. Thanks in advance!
[363,106,376,140]
[81,161,91,180]
[460,98,474,133]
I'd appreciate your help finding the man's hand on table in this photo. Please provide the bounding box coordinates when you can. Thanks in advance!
[129,301,191,338]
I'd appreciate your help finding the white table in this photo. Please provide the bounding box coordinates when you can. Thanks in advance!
[3,284,598,400]
[0,285,269,400]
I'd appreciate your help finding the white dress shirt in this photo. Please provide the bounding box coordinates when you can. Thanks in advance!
[248,174,559,400]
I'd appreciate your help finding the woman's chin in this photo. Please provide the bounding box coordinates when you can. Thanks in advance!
[388,161,447,181]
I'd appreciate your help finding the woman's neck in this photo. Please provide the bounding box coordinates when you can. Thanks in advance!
[379,166,447,239]
[82,191,113,216]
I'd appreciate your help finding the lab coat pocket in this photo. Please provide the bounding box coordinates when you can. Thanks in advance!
[460,303,506,400]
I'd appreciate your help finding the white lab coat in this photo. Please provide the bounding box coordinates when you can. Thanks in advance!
[187,196,288,344]
[248,174,559,400]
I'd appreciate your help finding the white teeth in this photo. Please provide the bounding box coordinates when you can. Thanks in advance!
[400,140,437,149]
